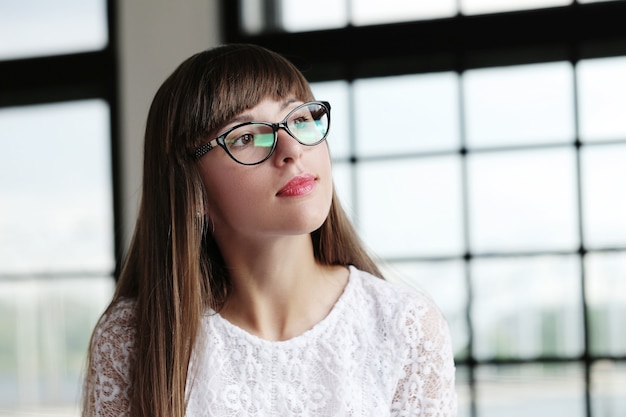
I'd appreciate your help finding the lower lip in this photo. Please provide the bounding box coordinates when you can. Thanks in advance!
[277,177,316,197]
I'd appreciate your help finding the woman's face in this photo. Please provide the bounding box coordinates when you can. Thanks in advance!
[197,97,334,242]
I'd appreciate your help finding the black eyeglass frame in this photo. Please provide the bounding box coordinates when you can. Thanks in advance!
[193,101,331,165]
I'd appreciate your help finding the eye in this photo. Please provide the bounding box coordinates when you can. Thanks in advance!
[227,133,254,148]
[293,116,310,128]
[290,111,313,128]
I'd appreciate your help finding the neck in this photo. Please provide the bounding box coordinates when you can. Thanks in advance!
[214,233,348,341]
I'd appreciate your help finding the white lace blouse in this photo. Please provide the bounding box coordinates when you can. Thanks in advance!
[85,266,458,416]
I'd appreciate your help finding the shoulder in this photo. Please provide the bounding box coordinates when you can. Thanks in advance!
[349,266,441,317]
[90,298,137,366]
[93,298,137,342]
[354,268,459,414]
[348,266,450,343]
[84,298,137,416]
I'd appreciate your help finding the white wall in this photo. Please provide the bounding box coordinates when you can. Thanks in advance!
[117,0,222,249]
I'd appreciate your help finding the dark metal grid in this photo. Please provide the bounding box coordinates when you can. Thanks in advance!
[222,2,626,416]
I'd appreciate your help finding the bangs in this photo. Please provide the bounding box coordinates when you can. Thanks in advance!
[191,45,314,147]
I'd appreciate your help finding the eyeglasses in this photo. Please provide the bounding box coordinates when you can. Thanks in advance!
[194,101,331,165]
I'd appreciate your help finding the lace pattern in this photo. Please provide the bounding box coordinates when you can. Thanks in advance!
[84,267,457,416]
[84,298,136,417]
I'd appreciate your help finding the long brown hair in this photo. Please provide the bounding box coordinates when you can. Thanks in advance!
[83,43,382,417]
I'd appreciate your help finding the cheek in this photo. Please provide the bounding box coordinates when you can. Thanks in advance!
[201,170,265,223]
[202,176,236,218]
[199,164,232,218]
[315,143,333,172]
[316,148,334,214]
[319,148,334,194]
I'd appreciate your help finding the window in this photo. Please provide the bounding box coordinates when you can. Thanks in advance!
[223,1,626,416]
[0,0,107,60]
[0,1,117,416]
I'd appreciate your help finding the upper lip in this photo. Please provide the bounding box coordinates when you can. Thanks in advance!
[277,173,316,195]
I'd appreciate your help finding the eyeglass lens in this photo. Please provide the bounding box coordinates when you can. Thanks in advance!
[223,102,329,165]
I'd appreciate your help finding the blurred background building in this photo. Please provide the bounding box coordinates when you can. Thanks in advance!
[0,1,625,416]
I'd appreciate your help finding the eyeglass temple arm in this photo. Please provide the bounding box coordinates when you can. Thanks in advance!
[194,138,219,158]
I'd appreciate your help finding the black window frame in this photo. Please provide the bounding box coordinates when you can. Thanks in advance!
[221,2,626,417]
[0,0,122,279]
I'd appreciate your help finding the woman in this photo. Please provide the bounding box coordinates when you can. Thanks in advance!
[82,43,457,417]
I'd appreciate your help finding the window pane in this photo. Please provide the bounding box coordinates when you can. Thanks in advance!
[476,364,585,417]
[280,0,347,32]
[381,261,468,359]
[351,0,456,25]
[357,156,463,258]
[591,360,626,417]
[0,100,114,274]
[461,0,572,15]
[311,80,351,160]
[579,0,622,4]
[581,144,626,248]
[586,251,626,356]
[239,0,263,34]
[472,255,583,360]
[454,366,472,417]
[468,148,578,253]
[0,277,114,415]
[0,0,107,60]
[464,62,575,148]
[354,73,460,156]
[577,56,626,143]
[241,0,611,32]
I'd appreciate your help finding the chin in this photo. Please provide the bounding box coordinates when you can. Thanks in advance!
[280,209,329,236]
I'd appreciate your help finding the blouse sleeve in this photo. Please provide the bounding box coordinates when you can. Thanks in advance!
[83,299,136,417]
[391,296,458,417]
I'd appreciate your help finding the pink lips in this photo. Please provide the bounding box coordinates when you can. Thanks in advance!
[277,174,316,197]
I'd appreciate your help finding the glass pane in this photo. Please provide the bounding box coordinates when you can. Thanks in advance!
[581,144,626,248]
[357,156,463,258]
[331,162,354,221]
[240,0,265,35]
[0,100,115,274]
[472,255,583,360]
[591,360,626,417]
[311,80,351,160]
[0,277,114,416]
[464,62,575,148]
[0,0,107,60]
[280,0,347,32]
[579,0,622,4]
[380,260,468,359]
[467,148,578,253]
[455,366,472,417]
[351,0,456,25]
[577,56,626,143]
[461,0,572,15]
[476,364,585,417]
[354,73,460,156]
[586,251,626,356]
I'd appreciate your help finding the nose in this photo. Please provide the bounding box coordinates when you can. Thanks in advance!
[272,125,303,165]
